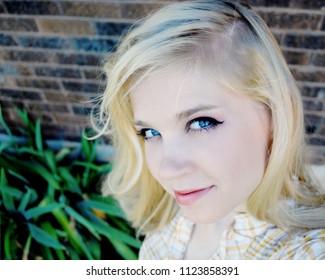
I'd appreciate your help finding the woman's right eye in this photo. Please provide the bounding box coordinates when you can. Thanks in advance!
[137,128,161,141]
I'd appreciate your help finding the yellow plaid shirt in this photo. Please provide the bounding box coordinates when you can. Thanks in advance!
[139,210,325,259]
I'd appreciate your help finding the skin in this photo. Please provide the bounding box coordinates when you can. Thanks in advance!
[131,66,271,258]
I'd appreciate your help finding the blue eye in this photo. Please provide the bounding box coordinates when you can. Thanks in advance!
[188,117,223,132]
[136,117,223,140]
[137,128,161,141]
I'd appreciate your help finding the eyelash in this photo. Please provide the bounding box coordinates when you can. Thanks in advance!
[136,117,224,141]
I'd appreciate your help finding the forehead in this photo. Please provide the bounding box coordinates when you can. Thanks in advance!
[130,66,250,121]
[131,67,212,110]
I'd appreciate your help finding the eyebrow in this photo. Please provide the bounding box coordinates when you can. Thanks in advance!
[176,105,217,121]
[134,105,217,127]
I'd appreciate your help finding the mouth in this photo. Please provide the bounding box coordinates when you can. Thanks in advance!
[174,185,215,206]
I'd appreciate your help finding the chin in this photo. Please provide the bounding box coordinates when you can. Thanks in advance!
[181,207,228,224]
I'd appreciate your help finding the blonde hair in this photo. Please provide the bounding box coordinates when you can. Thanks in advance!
[95,0,325,234]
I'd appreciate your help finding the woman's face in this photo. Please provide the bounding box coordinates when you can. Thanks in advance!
[131,67,271,224]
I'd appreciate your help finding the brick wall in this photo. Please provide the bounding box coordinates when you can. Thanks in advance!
[0,0,324,164]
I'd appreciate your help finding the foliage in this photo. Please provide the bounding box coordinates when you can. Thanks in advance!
[0,106,141,260]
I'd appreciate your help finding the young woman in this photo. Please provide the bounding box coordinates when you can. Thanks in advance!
[94,0,325,259]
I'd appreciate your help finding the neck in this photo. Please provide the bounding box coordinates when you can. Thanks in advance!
[195,211,235,237]
[183,204,247,259]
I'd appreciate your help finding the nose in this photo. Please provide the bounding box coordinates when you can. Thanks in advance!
[157,138,195,180]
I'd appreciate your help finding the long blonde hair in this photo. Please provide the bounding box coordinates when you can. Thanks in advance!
[95,0,325,234]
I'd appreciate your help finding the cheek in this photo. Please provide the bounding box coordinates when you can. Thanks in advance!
[203,123,269,187]
[225,123,269,185]
[144,143,175,195]
[144,143,161,179]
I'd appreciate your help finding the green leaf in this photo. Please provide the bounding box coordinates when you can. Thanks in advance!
[88,139,97,163]
[61,227,93,260]
[16,147,43,157]
[73,161,112,173]
[110,238,138,260]
[80,199,125,219]
[8,169,29,184]
[81,166,91,188]
[25,203,63,220]
[89,194,123,209]
[4,225,13,259]
[58,167,82,194]
[44,150,56,174]
[9,160,61,190]
[35,119,43,152]
[55,147,72,163]
[66,247,80,260]
[82,130,98,162]
[72,161,101,171]
[18,188,33,212]
[0,105,12,136]
[74,230,94,260]
[54,229,67,238]
[85,210,141,248]
[88,237,101,260]
[97,163,113,173]
[42,222,66,260]
[81,134,98,162]
[32,163,60,190]
[28,223,64,249]
[0,156,20,175]
[110,218,131,234]
[102,224,141,248]
[51,207,85,255]
[0,141,16,154]
[22,235,32,260]
[0,169,15,211]
[16,108,29,128]
[81,136,91,161]
[41,246,54,260]
[0,157,60,190]
[0,184,24,199]
[65,206,100,239]
[0,168,8,184]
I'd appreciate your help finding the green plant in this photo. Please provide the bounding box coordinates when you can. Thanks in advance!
[0,106,141,260]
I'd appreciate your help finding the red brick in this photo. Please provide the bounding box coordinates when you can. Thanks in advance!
[302,98,324,112]
[1,49,53,63]
[291,68,325,83]
[27,102,50,112]
[258,12,321,30]
[283,50,309,65]
[44,91,91,103]
[52,113,90,126]
[120,3,162,19]
[248,0,325,9]
[1,88,43,100]
[4,1,60,15]
[38,19,94,35]
[29,112,54,124]
[61,2,120,18]
[0,17,38,32]
[16,78,61,90]
[312,53,325,67]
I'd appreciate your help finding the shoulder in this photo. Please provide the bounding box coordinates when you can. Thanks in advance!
[288,228,325,260]
[234,214,325,259]
[139,210,194,259]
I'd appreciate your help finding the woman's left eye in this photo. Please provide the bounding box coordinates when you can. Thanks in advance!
[187,117,224,132]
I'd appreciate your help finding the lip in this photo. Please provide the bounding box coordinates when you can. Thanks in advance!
[174,185,215,206]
